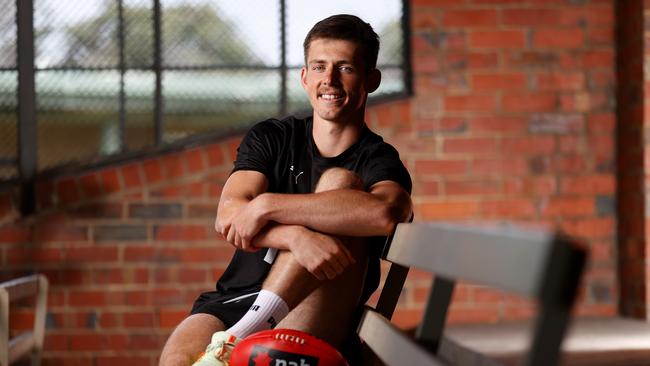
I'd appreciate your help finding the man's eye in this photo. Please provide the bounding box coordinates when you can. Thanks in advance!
[312,65,325,71]
[340,66,354,72]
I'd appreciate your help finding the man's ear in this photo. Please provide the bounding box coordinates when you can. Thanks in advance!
[300,67,308,90]
[366,68,381,93]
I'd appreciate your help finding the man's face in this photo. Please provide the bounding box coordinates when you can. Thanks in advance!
[301,38,376,124]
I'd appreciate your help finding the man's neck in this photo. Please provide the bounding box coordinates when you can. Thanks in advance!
[312,116,365,158]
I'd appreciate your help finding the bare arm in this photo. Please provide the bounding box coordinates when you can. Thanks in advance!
[228,179,412,249]
[216,170,355,280]
[261,181,412,236]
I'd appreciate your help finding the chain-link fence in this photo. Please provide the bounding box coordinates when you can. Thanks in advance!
[3,0,409,181]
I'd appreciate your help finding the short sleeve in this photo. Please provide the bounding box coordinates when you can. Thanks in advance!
[361,144,412,194]
[232,120,283,179]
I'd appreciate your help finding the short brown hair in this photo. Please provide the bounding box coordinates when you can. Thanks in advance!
[303,14,380,73]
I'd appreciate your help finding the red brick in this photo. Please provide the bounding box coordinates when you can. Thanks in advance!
[583,50,615,68]
[444,95,497,112]
[447,306,500,324]
[470,30,526,49]
[502,93,557,113]
[184,148,206,174]
[504,177,557,195]
[587,113,615,134]
[419,201,479,220]
[502,8,563,26]
[561,218,615,239]
[561,175,615,194]
[96,356,152,366]
[561,6,614,27]
[533,28,584,48]
[413,54,440,73]
[445,180,500,196]
[154,225,209,241]
[0,226,30,243]
[159,309,188,328]
[541,197,595,217]
[503,304,538,321]
[504,51,559,69]
[587,26,613,45]
[412,0,459,6]
[162,154,185,179]
[417,181,440,196]
[442,9,497,27]
[446,52,499,70]
[470,158,529,176]
[468,116,526,134]
[124,245,156,261]
[100,169,122,194]
[473,288,504,303]
[36,224,88,242]
[56,178,81,204]
[181,246,235,262]
[67,247,119,263]
[502,136,556,155]
[123,312,155,328]
[121,163,143,189]
[69,290,107,307]
[589,69,615,89]
[142,158,163,184]
[471,73,527,91]
[391,309,423,330]
[204,144,225,167]
[535,72,585,91]
[415,160,467,176]
[78,173,103,198]
[480,199,536,218]
[442,137,498,155]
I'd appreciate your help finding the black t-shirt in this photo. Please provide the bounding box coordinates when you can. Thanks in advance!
[215,116,412,304]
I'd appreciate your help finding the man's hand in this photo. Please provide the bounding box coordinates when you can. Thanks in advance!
[221,197,268,251]
[289,227,356,281]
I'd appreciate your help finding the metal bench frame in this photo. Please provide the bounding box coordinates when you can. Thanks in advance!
[1,274,48,366]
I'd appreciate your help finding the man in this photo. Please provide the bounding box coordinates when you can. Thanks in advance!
[159,14,412,366]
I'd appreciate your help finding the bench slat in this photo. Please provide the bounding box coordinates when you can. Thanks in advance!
[388,223,553,297]
[358,309,448,366]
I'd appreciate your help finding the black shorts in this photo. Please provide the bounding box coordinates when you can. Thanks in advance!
[190,290,259,328]
[190,289,363,365]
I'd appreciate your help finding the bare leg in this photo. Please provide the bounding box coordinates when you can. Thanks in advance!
[159,314,225,366]
[265,168,370,346]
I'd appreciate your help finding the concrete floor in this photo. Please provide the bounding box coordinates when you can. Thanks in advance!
[440,317,650,366]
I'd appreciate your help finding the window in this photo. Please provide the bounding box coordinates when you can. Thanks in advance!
[2,0,410,181]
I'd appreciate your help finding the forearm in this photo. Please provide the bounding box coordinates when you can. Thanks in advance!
[256,189,409,237]
[249,223,304,251]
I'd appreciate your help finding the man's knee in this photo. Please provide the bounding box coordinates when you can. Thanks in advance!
[315,168,363,192]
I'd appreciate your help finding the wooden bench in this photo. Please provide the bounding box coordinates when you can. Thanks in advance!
[358,222,587,366]
[0,274,48,366]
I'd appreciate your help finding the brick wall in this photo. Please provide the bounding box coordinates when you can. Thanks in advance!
[0,0,628,364]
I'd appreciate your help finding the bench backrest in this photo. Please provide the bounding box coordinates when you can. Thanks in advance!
[358,222,587,366]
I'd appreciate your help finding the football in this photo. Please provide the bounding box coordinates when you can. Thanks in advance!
[230,329,349,366]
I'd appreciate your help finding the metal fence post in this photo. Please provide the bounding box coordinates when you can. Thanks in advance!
[16,0,37,215]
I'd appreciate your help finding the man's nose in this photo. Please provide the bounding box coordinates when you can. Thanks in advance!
[323,67,339,85]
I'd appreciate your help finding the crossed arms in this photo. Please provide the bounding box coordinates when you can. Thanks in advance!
[215,170,412,280]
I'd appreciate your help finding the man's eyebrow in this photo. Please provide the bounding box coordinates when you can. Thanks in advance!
[307,59,354,65]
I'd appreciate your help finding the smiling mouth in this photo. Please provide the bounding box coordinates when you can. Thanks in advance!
[318,90,345,102]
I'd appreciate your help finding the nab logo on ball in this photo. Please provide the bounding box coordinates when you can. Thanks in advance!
[248,345,319,366]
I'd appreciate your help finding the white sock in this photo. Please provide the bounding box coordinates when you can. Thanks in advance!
[226,289,289,339]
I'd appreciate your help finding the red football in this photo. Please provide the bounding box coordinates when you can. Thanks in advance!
[230,329,349,366]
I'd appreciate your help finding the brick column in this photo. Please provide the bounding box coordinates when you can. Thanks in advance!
[616,0,649,320]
